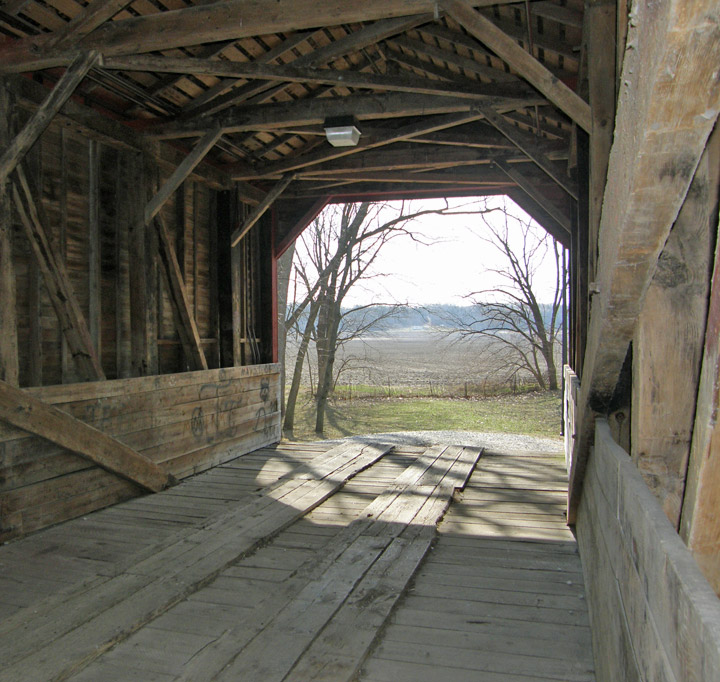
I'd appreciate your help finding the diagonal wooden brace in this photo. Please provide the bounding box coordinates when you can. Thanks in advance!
[0,379,173,492]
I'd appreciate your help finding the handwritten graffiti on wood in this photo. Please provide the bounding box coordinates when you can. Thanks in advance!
[190,380,245,443]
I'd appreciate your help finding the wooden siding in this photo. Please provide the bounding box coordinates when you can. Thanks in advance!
[8,104,220,386]
[576,420,720,682]
[0,364,281,541]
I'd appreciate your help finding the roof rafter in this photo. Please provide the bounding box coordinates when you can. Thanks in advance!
[0,0,521,72]
[442,0,591,132]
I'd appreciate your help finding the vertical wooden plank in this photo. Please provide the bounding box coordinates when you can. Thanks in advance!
[115,151,132,378]
[0,83,19,386]
[632,143,716,526]
[129,151,158,376]
[192,182,200,322]
[88,139,101,355]
[59,127,74,383]
[144,153,159,375]
[27,137,43,387]
[208,190,220,368]
[231,235,243,366]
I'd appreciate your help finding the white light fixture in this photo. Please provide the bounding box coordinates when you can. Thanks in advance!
[324,116,361,147]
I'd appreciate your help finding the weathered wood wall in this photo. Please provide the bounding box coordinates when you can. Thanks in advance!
[0,364,281,541]
[9,109,221,385]
[576,419,720,682]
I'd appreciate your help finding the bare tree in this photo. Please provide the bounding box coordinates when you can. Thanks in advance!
[284,199,483,436]
[448,201,565,391]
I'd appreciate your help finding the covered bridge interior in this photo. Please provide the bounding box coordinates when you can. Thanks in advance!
[0,1,719,680]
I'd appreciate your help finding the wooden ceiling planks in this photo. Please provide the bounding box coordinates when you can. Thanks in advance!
[0,0,584,231]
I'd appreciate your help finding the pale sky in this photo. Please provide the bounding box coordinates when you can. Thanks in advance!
[292,195,564,307]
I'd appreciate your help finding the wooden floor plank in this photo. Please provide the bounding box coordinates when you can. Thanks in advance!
[0,442,391,682]
[359,447,595,682]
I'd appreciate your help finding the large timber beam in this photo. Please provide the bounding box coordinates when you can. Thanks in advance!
[442,0,592,132]
[0,379,171,492]
[567,0,720,523]
[0,0,522,71]
[251,111,494,178]
[104,54,534,103]
[12,165,105,381]
[153,91,543,140]
[0,51,99,184]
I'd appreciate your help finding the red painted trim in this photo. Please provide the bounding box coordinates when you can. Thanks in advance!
[274,197,329,258]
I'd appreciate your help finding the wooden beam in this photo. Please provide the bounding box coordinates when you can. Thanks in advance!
[181,31,318,115]
[0,0,522,72]
[678,133,720,591]
[0,85,18,386]
[231,145,513,181]
[153,91,542,140]
[568,0,720,522]
[231,174,295,247]
[442,0,592,132]
[586,0,617,281]
[479,106,577,198]
[105,54,524,103]
[187,15,431,118]
[252,111,488,178]
[43,0,134,51]
[632,146,715,527]
[12,165,105,381]
[0,379,171,492]
[496,160,571,234]
[144,128,222,224]
[154,213,208,371]
[0,51,99,184]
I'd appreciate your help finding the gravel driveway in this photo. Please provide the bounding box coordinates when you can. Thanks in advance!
[332,430,564,454]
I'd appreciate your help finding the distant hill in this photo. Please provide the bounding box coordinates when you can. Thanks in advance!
[287,303,558,335]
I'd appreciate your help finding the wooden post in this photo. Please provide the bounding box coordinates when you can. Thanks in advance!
[0,84,19,386]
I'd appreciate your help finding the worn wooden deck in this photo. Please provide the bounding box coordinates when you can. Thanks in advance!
[0,440,595,682]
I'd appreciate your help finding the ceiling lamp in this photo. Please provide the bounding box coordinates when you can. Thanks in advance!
[324,116,361,147]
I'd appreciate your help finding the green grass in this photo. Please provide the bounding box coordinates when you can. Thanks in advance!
[286,390,563,442]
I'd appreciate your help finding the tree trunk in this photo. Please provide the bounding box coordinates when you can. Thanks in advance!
[276,243,296,419]
[283,297,318,437]
[315,300,341,435]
